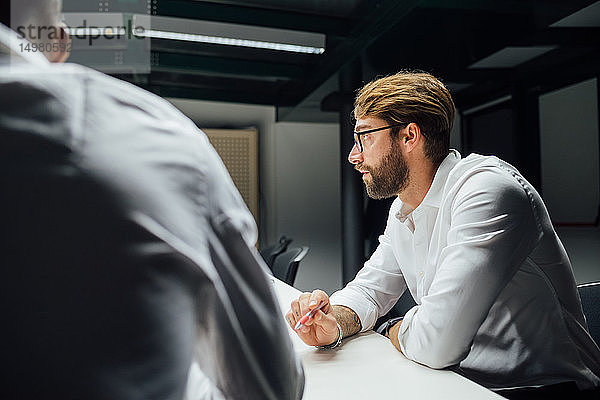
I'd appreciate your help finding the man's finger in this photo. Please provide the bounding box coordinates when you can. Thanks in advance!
[285,310,296,328]
[290,299,303,321]
[298,292,312,315]
[308,289,330,313]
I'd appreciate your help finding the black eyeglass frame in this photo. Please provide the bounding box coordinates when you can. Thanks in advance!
[353,123,408,152]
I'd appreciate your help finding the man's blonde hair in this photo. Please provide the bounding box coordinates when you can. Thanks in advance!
[354,71,455,165]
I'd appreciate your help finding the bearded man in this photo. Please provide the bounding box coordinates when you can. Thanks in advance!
[286,71,600,399]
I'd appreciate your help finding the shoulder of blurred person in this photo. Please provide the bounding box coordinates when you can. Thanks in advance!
[1,21,256,246]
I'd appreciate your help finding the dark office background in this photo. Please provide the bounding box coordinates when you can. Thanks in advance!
[8,0,599,292]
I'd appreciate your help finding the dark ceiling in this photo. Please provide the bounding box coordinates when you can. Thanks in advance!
[66,0,600,119]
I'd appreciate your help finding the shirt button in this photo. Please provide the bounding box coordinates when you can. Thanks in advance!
[418,271,424,278]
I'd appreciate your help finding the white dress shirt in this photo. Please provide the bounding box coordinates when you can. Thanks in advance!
[0,24,303,400]
[331,150,600,390]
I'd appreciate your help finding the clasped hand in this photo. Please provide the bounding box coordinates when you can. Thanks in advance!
[286,289,340,347]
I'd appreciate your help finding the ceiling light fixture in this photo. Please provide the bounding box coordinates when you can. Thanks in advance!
[551,0,600,27]
[65,27,126,37]
[468,46,556,69]
[132,14,326,55]
[133,29,325,54]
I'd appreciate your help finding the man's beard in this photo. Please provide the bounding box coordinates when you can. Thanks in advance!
[357,143,409,199]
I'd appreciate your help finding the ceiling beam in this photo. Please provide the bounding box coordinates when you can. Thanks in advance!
[422,0,597,17]
[156,0,351,36]
[278,0,425,106]
[146,85,278,104]
[453,46,600,108]
[515,28,600,46]
[144,71,283,104]
[152,52,304,80]
[420,0,537,14]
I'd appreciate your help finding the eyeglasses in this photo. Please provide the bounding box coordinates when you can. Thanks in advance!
[353,123,407,152]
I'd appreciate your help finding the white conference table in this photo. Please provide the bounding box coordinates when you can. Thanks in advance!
[271,277,503,400]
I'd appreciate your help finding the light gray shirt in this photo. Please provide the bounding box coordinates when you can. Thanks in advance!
[0,24,303,400]
[331,149,600,390]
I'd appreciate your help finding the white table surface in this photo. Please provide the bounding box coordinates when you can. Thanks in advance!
[270,277,503,400]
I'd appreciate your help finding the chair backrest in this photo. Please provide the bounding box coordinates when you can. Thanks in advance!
[271,246,309,286]
[259,236,292,268]
[578,282,600,345]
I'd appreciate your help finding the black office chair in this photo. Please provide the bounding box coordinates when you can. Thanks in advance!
[271,246,309,286]
[578,282,600,345]
[260,236,293,269]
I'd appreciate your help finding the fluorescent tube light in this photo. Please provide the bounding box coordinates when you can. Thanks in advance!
[131,14,326,55]
[65,27,126,37]
[134,28,325,54]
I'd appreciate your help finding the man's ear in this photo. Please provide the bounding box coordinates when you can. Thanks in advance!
[47,24,70,63]
[403,123,422,152]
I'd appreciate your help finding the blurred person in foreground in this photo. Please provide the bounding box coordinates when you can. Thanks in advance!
[287,71,600,399]
[0,1,303,399]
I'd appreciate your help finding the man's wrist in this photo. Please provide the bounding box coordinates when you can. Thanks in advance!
[387,318,404,352]
[331,304,362,338]
[377,316,403,338]
[316,322,343,350]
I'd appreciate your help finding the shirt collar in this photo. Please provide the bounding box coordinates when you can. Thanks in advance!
[420,149,461,208]
[395,149,461,221]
